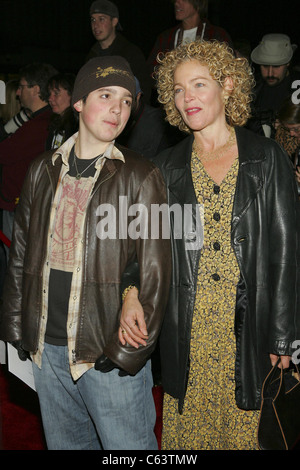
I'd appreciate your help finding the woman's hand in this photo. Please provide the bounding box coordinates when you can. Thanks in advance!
[118,287,148,349]
[295,166,300,184]
[269,353,291,369]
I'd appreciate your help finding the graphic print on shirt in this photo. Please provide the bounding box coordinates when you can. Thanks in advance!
[50,174,93,272]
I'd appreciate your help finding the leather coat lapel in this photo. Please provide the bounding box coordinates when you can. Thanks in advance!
[166,135,197,207]
[158,128,266,233]
[168,164,197,207]
[232,127,265,231]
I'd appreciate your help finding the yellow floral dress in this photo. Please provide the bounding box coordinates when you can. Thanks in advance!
[161,151,259,450]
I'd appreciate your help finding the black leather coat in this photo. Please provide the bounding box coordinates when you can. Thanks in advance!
[154,126,300,411]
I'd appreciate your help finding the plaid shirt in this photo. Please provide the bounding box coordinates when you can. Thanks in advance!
[32,133,125,380]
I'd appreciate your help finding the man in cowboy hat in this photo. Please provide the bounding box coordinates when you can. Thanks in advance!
[248,33,300,137]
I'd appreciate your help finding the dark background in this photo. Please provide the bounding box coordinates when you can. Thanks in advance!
[0,0,299,79]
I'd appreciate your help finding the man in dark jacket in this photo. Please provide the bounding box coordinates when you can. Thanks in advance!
[247,34,300,137]
[86,0,152,103]
[0,63,57,258]
[147,0,233,77]
[0,56,171,450]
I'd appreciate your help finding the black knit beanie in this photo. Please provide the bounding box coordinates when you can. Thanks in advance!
[71,56,136,107]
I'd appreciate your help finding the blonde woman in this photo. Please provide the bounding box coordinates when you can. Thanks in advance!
[120,40,300,450]
[0,80,20,122]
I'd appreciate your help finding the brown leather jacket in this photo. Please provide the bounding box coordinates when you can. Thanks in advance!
[0,144,171,375]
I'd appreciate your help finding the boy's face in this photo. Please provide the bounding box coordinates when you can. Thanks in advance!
[74,86,133,145]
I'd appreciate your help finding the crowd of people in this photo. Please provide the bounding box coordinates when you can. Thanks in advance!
[0,0,299,452]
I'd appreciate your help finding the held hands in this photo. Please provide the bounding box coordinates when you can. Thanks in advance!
[118,287,148,349]
[118,290,293,369]
[95,288,147,376]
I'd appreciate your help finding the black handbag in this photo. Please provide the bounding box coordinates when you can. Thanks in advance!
[258,359,300,450]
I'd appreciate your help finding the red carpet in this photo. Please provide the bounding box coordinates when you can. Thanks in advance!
[0,363,163,450]
[0,364,46,450]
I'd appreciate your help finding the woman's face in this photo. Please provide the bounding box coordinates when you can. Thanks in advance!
[48,86,71,115]
[173,59,226,132]
[282,123,300,143]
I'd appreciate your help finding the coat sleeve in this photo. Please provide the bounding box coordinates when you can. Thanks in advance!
[103,166,171,375]
[267,144,300,356]
[0,164,35,342]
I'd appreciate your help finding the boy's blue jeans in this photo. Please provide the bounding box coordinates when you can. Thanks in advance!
[32,342,158,450]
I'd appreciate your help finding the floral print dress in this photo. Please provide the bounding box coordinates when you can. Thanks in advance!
[161,152,259,450]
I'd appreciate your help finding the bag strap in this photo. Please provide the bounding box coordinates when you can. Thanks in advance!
[261,358,300,399]
[261,358,282,400]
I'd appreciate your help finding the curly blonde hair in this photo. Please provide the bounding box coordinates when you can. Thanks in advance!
[154,40,255,133]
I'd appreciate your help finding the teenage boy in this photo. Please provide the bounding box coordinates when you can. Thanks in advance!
[0,56,171,450]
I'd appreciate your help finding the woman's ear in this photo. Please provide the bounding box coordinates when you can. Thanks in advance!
[223,76,234,94]
[223,77,234,103]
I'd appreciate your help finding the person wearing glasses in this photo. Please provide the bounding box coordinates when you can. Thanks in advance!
[0,62,57,261]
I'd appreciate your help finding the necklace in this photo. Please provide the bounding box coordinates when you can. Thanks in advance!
[193,127,236,162]
[73,152,103,180]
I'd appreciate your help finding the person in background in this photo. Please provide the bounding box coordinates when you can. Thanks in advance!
[0,62,57,260]
[0,56,171,450]
[86,0,152,103]
[276,98,300,188]
[0,79,26,297]
[117,77,184,159]
[46,73,78,150]
[147,0,233,77]
[119,40,300,450]
[248,34,300,137]
[0,79,31,142]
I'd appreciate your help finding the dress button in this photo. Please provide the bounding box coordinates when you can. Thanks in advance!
[213,212,220,221]
[213,241,220,251]
[212,273,220,281]
[213,184,220,194]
